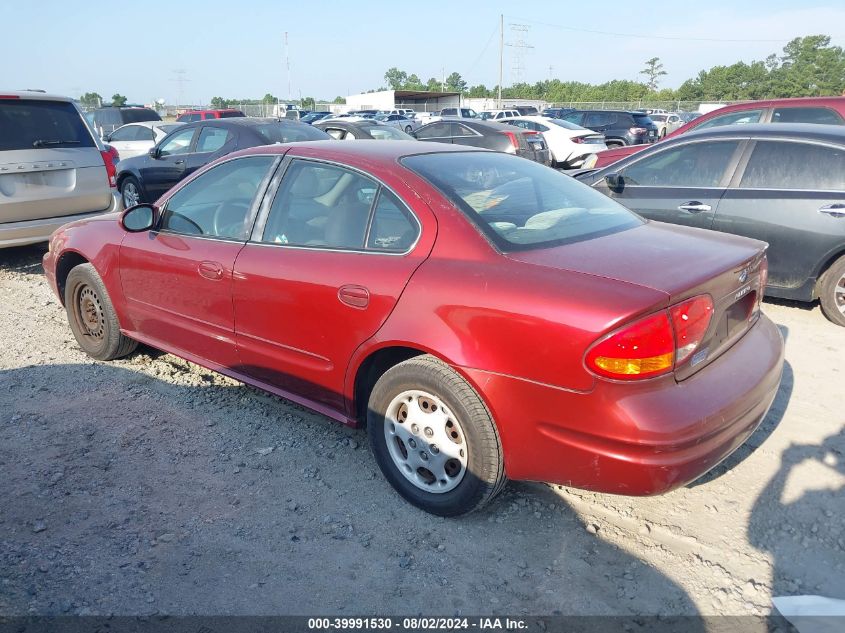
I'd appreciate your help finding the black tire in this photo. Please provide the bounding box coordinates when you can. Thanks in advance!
[65,263,138,360]
[818,255,845,327]
[120,175,145,208]
[367,355,506,516]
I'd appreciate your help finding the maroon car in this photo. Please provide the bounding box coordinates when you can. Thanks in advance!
[43,141,784,516]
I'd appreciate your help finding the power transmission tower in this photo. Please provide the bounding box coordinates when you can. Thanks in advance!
[506,24,533,86]
[170,69,190,110]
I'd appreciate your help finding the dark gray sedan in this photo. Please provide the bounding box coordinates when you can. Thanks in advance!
[413,119,552,166]
[575,123,845,326]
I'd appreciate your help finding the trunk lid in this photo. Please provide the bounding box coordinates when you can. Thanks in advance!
[507,221,768,378]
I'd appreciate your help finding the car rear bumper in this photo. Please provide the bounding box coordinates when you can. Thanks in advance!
[0,192,121,249]
[460,314,784,495]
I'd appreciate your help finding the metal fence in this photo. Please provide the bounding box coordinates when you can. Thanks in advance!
[544,100,739,112]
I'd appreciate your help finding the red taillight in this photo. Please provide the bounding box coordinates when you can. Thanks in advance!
[630,127,647,134]
[758,256,769,292]
[586,294,714,380]
[500,130,519,152]
[100,147,118,188]
[669,295,714,365]
[586,312,675,380]
[0,95,21,99]
[571,136,585,144]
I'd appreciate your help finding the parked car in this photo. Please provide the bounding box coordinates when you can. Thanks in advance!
[542,107,576,119]
[176,109,245,122]
[478,109,520,121]
[299,111,333,124]
[561,110,658,147]
[115,118,329,208]
[588,96,845,168]
[575,123,845,326]
[92,106,161,137]
[374,113,420,133]
[503,116,607,168]
[648,114,670,138]
[314,120,415,140]
[388,109,416,117]
[514,106,539,115]
[44,140,784,515]
[103,121,184,160]
[437,107,478,119]
[0,90,121,248]
[413,119,551,165]
[678,112,702,123]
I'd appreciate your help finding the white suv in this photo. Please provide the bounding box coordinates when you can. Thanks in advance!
[479,109,520,121]
[0,91,121,248]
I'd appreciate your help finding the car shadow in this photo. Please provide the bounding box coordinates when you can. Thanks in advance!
[1,361,710,624]
[688,325,793,488]
[0,243,47,276]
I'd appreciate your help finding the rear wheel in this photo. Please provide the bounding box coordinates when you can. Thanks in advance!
[120,176,144,208]
[819,255,845,327]
[367,355,506,516]
[65,264,138,360]
[404,125,413,133]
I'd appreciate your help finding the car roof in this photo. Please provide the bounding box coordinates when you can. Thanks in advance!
[179,117,297,129]
[230,139,486,162]
[0,90,75,102]
[680,122,845,143]
[700,96,845,112]
[117,120,182,129]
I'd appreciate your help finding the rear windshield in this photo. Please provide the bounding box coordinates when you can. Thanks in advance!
[632,113,654,125]
[403,152,641,250]
[158,124,181,134]
[0,99,95,151]
[253,122,331,143]
[121,109,161,123]
[547,119,587,131]
[219,110,245,118]
[364,125,413,140]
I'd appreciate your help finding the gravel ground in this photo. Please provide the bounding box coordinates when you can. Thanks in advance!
[0,243,843,618]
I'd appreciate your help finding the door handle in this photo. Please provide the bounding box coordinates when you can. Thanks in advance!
[338,284,369,309]
[678,202,712,213]
[197,260,224,280]
[174,160,186,166]
[818,203,845,218]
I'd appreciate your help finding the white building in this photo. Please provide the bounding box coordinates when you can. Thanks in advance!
[345,89,461,113]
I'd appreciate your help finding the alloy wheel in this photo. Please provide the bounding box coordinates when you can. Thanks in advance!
[122,182,140,208]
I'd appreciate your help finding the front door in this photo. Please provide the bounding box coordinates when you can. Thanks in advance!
[596,139,745,230]
[119,155,278,368]
[138,126,198,201]
[233,158,430,412]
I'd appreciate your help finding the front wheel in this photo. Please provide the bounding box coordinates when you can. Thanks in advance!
[404,125,413,133]
[819,255,845,327]
[367,355,506,516]
[120,176,144,208]
[65,263,138,360]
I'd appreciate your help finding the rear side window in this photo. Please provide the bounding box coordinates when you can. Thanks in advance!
[584,112,614,128]
[253,123,330,143]
[416,122,452,138]
[0,99,95,151]
[632,114,654,126]
[771,107,844,125]
[196,127,232,153]
[367,189,419,251]
[739,141,845,190]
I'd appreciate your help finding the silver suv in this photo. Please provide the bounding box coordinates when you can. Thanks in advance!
[0,91,121,248]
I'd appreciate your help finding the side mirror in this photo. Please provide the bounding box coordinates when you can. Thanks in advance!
[103,133,112,143]
[148,147,159,159]
[604,173,624,192]
[120,203,159,232]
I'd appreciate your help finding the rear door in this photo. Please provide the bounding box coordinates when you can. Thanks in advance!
[233,158,430,412]
[714,139,845,293]
[595,138,746,229]
[187,125,236,176]
[0,97,111,224]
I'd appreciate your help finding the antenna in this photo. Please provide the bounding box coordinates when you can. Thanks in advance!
[506,24,534,86]
[170,69,190,110]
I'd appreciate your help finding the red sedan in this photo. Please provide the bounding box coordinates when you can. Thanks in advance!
[43,140,784,516]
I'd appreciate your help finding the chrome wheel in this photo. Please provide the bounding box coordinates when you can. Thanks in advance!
[75,285,105,340]
[836,272,845,315]
[383,390,468,493]
[122,181,140,208]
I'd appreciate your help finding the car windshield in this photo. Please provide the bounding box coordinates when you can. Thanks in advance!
[403,152,641,250]
[650,114,668,122]
[122,109,161,123]
[547,119,587,131]
[364,125,414,140]
[633,113,654,126]
[478,112,493,120]
[0,99,95,150]
[254,122,330,143]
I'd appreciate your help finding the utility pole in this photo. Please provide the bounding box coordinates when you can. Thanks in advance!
[507,24,533,86]
[441,67,446,92]
[170,69,189,111]
[285,32,291,102]
[498,14,503,109]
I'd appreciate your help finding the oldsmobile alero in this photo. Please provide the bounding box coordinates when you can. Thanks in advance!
[43,140,785,516]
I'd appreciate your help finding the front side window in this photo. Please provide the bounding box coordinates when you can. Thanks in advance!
[694,109,764,130]
[452,123,477,137]
[160,156,275,239]
[561,112,584,125]
[196,127,232,153]
[620,141,740,188]
[324,127,346,140]
[739,141,845,190]
[771,107,845,125]
[158,128,196,156]
[403,151,640,250]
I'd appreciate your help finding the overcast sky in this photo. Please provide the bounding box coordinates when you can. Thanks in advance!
[2,0,843,105]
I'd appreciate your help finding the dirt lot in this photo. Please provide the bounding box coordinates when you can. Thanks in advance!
[0,243,843,618]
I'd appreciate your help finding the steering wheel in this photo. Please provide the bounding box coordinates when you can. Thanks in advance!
[165,211,203,235]
[212,200,251,238]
